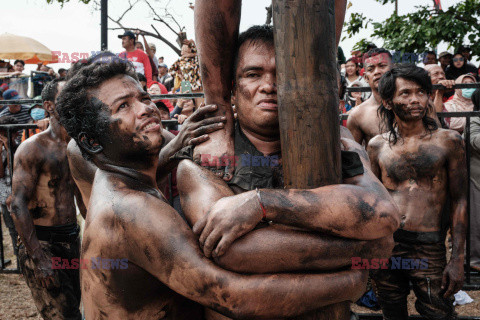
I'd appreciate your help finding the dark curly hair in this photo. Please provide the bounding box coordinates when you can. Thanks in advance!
[56,60,138,160]
[378,64,437,145]
[41,77,65,103]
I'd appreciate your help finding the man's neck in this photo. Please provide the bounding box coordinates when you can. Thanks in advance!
[396,118,427,139]
[240,125,281,156]
[371,89,382,105]
[47,116,70,143]
[98,159,158,189]
[125,46,136,53]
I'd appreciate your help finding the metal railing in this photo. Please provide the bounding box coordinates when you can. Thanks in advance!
[0,93,204,105]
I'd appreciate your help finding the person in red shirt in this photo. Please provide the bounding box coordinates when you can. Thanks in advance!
[118,30,153,87]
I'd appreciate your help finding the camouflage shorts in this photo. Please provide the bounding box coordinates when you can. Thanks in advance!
[18,238,81,320]
[371,233,456,320]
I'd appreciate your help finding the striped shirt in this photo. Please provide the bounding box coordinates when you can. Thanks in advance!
[0,105,32,124]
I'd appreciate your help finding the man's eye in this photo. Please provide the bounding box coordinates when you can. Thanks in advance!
[246,73,259,78]
[119,103,127,110]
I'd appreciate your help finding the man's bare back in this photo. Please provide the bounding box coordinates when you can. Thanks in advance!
[368,128,464,232]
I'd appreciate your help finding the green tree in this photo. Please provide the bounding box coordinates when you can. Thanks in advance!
[343,0,480,59]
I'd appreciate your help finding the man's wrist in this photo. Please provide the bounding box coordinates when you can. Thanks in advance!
[255,188,268,222]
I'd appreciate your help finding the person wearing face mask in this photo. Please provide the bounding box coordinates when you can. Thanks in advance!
[22,102,49,142]
[444,74,477,133]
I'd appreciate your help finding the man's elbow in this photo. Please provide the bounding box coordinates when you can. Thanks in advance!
[375,200,400,237]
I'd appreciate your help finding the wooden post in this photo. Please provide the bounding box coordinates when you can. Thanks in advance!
[273,0,348,319]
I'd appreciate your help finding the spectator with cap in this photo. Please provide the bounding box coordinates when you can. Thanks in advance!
[158,62,174,92]
[438,51,452,72]
[0,89,32,125]
[118,30,153,87]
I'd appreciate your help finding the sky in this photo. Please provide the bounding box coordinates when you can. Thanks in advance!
[0,0,470,74]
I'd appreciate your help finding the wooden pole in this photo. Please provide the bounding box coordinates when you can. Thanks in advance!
[273,0,348,318]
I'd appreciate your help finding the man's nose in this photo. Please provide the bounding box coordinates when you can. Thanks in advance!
[137,102,155,118]
[260,74,277,93]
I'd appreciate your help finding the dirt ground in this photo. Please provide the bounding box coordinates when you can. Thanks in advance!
[1,215,479,319]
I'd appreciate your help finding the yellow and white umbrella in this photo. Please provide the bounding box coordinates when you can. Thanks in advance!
[0,33,58,64]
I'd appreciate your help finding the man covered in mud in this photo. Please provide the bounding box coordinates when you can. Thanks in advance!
[174,22,399,320]
[347,48,394,146]
[65,52,228,209]
[368,64,467,320]
[10,78,82,320]
[56,60,371,319]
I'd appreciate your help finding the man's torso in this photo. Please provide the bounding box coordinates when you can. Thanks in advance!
[81,170,203,319]
[374,129,452,233]
[347,98,383,146]
[26,132,77,226]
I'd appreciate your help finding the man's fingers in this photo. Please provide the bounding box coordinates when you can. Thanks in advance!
[444,279,456,298]
[214,234,236,257]
[193,123,225,138]
[441,271,448,291]
[189,135,209,146]
[195,116,227,129]
[198,218,215,248]
[193,215,207,236]
[203,229,222,258]
[190,104,218,121]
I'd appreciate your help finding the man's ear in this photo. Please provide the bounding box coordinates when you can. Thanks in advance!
[78,132,103,154]
[43,101,54,114]
[382,100,393,110]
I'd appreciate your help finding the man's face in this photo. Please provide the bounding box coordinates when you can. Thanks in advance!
[94,75,163,161]
[59,70,67,78]
[387,78,429,122]
[135,43,144,51]
[427,65,446,84]
[159,66,167,75]
[122,36,134,49]
[364,53,393,90]
[233,41,278,135]
[13,62,24,72]
[8,104,21,113]
[424,53,437,65]
[159,58,164,63]
[439,55,451,67]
